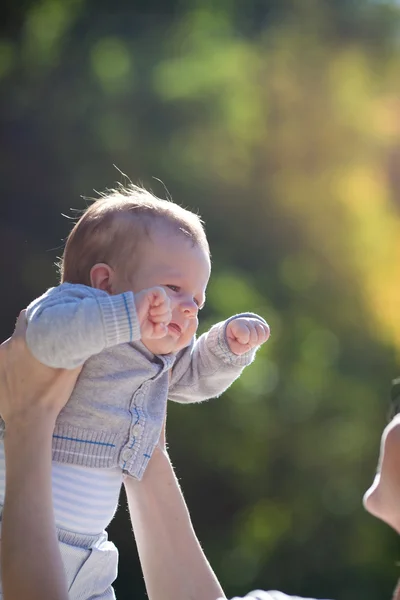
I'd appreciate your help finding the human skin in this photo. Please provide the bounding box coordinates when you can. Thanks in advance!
[90,226,210,355]
[363,414,400,535]
[124,426,226,600]
[0,315,398,600]
[0,313,225,600]
[89,225,270,356]
[363,418,400,600]
[0,313,81,600]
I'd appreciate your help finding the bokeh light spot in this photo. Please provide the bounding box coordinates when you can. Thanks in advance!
[91,38,132,91]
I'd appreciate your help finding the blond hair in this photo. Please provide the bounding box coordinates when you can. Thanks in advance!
[60,184,209,286]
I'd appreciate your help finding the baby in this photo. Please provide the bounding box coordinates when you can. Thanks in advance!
[0,185,269,599]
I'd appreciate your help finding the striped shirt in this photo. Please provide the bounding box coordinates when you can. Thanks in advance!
[0,442,123,535]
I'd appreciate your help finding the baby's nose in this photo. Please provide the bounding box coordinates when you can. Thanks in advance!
[179,298,198,316]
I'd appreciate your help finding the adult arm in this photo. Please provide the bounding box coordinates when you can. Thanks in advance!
[125,448,326,600]
[0,314,80,600]
[124,430,226,600]
[2,418,68,600]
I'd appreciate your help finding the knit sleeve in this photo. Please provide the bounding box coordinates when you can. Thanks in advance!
[168,312,266,404]
[26,283,141,369]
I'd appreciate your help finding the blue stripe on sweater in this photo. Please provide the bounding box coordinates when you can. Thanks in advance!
[122,292,133,341]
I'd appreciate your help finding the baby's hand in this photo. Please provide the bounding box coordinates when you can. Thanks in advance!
[135,287,172,339]
[226,318,270,355]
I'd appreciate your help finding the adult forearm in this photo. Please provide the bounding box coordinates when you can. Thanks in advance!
[2,419,68,600]
[124,448,226,600]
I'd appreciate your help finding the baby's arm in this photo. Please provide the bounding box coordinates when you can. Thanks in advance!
[169,313,269,403]
[25,283,141,369]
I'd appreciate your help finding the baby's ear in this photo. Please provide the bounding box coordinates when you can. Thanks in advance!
[90,263,115,294]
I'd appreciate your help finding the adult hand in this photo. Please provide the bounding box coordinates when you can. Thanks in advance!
[0,311,81,427]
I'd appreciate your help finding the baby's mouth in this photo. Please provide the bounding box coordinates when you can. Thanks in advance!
[168,323,182,336]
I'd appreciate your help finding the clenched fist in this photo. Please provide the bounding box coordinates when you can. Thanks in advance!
[226,317,270,356]
[135,287,172,339]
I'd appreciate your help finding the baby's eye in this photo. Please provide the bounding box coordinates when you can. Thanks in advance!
[166,285,180,293]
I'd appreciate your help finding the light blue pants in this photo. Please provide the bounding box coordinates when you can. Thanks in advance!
[58,527,118,599]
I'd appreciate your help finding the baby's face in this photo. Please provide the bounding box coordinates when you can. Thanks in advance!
[115,225,210,355]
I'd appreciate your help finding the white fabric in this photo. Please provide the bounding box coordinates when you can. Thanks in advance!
[0,442,122,535]
[228,591,332,600]
[59,531,118,599]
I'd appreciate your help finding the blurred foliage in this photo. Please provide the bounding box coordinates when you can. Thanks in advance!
[2,1,400,598]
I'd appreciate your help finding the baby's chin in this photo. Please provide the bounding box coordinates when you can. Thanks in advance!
[142,335,189,356]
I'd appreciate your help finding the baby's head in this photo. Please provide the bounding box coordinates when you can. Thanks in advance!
[60,184,211,354]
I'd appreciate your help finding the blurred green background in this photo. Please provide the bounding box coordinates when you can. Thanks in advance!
[1,0,400,598]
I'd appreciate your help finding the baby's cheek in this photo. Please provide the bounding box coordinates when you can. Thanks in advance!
[190,318,199,337]
[181,321,198,348]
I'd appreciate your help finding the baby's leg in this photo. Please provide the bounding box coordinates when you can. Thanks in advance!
[363,415,400,534]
